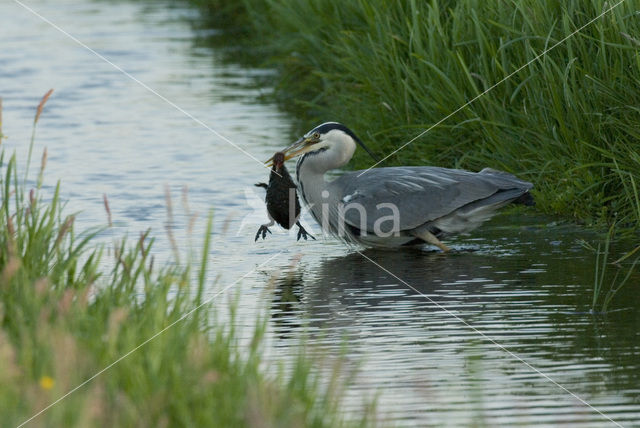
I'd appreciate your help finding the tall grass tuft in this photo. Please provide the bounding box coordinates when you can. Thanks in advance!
[0,94,375,426]
[582,224,640,313]
[190,0,640,231]
[25,89,53,184]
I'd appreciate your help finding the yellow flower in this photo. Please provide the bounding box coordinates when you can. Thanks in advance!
[39,376,54,390]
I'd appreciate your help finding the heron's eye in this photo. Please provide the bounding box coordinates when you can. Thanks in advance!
[312,132,320,140]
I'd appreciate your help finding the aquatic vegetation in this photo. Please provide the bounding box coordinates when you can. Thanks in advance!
[0,95,375,426]
[581,224,640,314]
[188,0,640,232]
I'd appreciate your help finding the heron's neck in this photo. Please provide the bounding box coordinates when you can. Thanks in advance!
[296,154,329,208]
[295,140,355,209]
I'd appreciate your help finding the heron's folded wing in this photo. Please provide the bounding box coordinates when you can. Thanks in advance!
[331,167,532,231]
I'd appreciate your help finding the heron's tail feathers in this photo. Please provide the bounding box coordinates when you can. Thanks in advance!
[512,191,535,206]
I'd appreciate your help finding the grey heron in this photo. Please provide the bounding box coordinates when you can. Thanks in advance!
[268,122,534,251]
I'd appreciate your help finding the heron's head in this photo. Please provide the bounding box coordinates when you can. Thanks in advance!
[266,122,377,168]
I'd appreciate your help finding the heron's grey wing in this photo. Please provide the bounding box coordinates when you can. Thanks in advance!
[329,166,532,231]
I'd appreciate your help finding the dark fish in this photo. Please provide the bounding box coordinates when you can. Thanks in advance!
[255,152,315,242]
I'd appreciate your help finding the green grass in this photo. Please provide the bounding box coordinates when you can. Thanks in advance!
[0,96,374,426]
[186,0,640,232]
[581,223,640,313]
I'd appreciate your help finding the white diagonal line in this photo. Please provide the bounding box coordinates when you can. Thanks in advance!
[12,0,271,172]
[17,252,282,428]
[356,250,622,427]
[358,0,627,176]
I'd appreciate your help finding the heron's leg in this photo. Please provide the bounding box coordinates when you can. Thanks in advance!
[412,229,451,252]
[255,219,275,241]
[295,221,315,241]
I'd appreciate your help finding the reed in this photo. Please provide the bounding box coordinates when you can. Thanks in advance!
[25,89,53,184]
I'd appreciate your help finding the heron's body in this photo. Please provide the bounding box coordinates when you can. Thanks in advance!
[298,162,533,247]
[274,122,534,250]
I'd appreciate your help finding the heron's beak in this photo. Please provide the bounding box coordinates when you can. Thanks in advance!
[265,136,314,166]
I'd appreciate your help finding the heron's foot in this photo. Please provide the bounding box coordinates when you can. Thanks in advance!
[296,223,315,241]
[434,241,451,252]
[412,229,451,252]
[255,225,272,241]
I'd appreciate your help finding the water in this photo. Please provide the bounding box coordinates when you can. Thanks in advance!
[1,1,639,426]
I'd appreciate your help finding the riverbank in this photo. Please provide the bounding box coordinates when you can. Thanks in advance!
[186,0,640,232]
[0,97,373,426]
